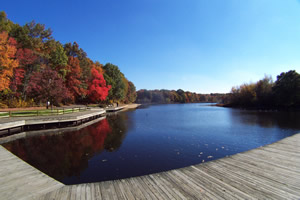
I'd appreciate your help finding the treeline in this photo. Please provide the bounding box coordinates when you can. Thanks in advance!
[224,70,300,109]
[0,11,136,108]
[136,89,226,104]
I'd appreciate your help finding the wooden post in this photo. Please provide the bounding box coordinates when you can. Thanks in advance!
[63,108,64,114]
[9,111,11,117]
[37,110,39,116]
[57,109,59,115]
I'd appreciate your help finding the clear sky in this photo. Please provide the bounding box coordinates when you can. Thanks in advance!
[2,0,300,93]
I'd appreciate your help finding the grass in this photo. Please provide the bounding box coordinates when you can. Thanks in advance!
[0,107,87,118]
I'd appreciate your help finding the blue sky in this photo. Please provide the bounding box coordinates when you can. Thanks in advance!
[2,0,300,93]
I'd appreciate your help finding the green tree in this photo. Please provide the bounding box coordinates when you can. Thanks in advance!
[0,11,14,33]
[273,70,300,107]
[50,42,68,79]
[103,63,126,102]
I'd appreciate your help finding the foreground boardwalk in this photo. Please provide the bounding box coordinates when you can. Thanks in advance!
[0,134,299,199]
[0,146,64,200]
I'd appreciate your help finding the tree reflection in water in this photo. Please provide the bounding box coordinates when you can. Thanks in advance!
[229,109,300,130]
[3,116,128,181]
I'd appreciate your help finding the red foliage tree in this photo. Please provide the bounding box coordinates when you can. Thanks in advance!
[65,56,85,102]
[87,67,111,102]
[10,67,25,95]
[9,48,37,96]
[26,65,71,105]
[16,48,37,65]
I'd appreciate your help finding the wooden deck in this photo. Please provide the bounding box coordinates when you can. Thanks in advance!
[0,116,106,145]
[0,109,106,136]
[0,134,299,200]
[0,146,64,200]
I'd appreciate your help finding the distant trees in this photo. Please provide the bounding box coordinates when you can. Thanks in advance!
[136,89,225,104]
[0,11,136,108]
[226,70,300,109]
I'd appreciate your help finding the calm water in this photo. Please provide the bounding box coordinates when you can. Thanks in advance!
[3,104,300,184]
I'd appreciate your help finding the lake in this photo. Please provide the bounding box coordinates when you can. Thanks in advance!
[3,103,300,185]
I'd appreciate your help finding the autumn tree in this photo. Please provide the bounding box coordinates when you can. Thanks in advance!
[255,75,273,106]
[65,56,84,102]
[126,81,137,103]
[26,66,70,106]
[87,67,111,103]
[9,67,25,95]
[0,13,136,107]
[0,31,19,91]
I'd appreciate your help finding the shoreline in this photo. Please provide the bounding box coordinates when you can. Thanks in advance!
[0,104,141,140]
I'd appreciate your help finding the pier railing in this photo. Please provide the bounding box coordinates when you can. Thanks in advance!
[0,107,90,118]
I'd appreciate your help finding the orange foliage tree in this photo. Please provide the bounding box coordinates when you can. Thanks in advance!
[0,31,19,91]
[65,56,84,102]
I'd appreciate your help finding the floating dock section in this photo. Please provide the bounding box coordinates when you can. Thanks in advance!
[106,106,127,112]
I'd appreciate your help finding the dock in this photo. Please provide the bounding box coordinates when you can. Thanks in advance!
[105,106,127,112]
[0,109,106,137]
[0,133,299,199]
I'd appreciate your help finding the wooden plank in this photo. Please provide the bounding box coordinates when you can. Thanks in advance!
[165,170,209,199]
[111,180,127,200]
[134,176,159,200]
[124,178,147,199]
[239,152,300,173]
[99,181,113,200]
[198,162,285,199]
[114,179,135,200]
[152,173,190,200]
[94,183,102,200]
[212,159,299,199]
[140,175,171,199]
[128,177,156,199]
[149,174,182,200]
[178,167,238,200]
[232,154,300,186]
